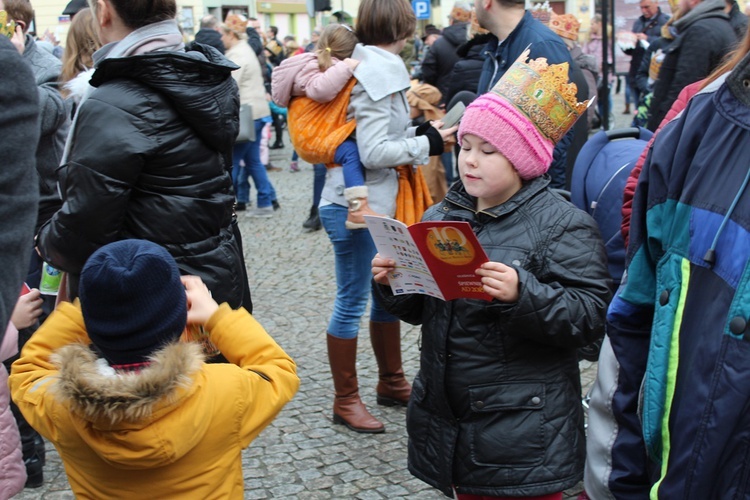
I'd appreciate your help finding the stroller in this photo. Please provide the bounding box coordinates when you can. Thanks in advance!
[570,126,653,360]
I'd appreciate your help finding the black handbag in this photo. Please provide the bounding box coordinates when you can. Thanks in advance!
[235,104,255,143]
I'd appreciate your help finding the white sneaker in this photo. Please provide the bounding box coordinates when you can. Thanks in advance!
[246,206,274,218]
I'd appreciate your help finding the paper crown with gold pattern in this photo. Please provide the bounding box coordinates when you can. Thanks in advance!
[224,13,248,35]
[458,49,592,179]
[549,13,580,41]
[492,49,590,143]
[530,1,553,25]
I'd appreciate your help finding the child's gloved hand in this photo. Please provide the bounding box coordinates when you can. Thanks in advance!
[476,262,519,303]
[371,254,396,285]
[11,288,43,330]
[182,276,219,325]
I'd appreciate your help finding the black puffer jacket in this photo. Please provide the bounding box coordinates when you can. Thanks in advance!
[37,44,246,308]
[374,177,611,497]
[444,34,490,106]
[421,22,470,103]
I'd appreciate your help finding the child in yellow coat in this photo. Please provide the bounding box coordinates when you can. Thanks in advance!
[10,239,299,499]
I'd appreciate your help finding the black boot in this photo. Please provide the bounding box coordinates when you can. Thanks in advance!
[269,139,284,150]
[302,206,321,232]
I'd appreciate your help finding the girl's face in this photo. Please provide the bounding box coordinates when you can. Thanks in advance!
[458,134,523,211]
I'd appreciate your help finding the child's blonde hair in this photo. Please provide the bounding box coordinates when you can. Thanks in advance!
[315,23,358,71]
[60,8,101,95]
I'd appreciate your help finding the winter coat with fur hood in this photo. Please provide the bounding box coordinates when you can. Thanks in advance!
[9,301,299,499]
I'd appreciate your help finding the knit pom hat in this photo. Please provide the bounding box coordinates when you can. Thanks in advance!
[79,240,187,366]
[458,93,554,179]
[458,49,590,180]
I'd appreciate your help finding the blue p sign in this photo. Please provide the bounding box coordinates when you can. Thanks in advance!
[412,0,431,20]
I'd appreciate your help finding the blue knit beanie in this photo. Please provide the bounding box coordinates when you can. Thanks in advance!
[79,240,187,366]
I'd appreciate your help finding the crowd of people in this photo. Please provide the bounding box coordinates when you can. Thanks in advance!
[2,0,750,498]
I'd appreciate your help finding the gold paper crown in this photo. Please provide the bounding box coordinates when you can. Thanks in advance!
[549,13,580,41]
[530,1,553,25]
[224,13,248,35]
[0,11,16,38]
[491,49,591,143]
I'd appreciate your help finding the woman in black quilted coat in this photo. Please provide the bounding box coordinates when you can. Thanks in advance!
[37,0,250,311]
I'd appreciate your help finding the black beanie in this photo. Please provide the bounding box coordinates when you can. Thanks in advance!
[79,240,187,366]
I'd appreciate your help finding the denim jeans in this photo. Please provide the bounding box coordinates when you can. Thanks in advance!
[319,203,396,339]
[233,119,277,208]
[312,163,326,207]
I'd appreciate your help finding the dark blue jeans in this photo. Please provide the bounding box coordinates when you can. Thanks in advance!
[232,119,277,207]
[319,203,397,338]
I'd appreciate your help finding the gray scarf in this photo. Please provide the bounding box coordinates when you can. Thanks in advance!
[93,19,185,63]
[60,20,185,167]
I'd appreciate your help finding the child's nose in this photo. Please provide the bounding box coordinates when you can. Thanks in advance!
[465,150,479,167]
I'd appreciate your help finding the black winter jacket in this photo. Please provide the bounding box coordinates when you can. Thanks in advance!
[444,34,490,106]
[194,28,224,54]
[647,0,735,130]
[37,44,247,308]
[374,177,611,497]
[422,22,469,103]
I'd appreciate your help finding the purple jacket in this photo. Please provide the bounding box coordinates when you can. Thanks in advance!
[271,52,354,108]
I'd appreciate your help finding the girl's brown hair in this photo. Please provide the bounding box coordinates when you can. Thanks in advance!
[315,23,358,71]
[60,8,101,94]
[88,0,176,30]
[701,26,750,88]
[355,0,415,46]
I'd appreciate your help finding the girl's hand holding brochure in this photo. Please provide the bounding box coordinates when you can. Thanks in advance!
[476,262,519,302]
[373,252,519,303]
[371,254,396,285]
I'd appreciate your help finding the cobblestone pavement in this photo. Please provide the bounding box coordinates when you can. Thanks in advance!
[14,97,635,499]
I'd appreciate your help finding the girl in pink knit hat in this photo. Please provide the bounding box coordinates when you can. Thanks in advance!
[371,52,611,499]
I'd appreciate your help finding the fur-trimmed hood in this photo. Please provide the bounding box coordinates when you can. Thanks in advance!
[50,341,207,469]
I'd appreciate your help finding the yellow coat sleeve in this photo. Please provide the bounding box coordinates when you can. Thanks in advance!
[9,301,89,443]
[205,304,300,447]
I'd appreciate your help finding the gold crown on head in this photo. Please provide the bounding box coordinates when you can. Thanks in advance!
[549,13,580,41]
[224,13,248,34]
[530,1,553,25]
[491,48,592,144]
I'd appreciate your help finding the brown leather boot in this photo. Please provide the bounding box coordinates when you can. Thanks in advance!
[370,321,411,407]
[327,334,385,433]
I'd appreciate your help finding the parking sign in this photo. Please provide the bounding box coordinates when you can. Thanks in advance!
[412,0,431,20]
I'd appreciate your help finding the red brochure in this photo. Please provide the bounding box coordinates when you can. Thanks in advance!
[365,215,492,301]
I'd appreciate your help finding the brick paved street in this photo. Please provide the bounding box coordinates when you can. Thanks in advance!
[13,95,635,499]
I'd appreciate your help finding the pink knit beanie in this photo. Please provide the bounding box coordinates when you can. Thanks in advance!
[458,92,554,180]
